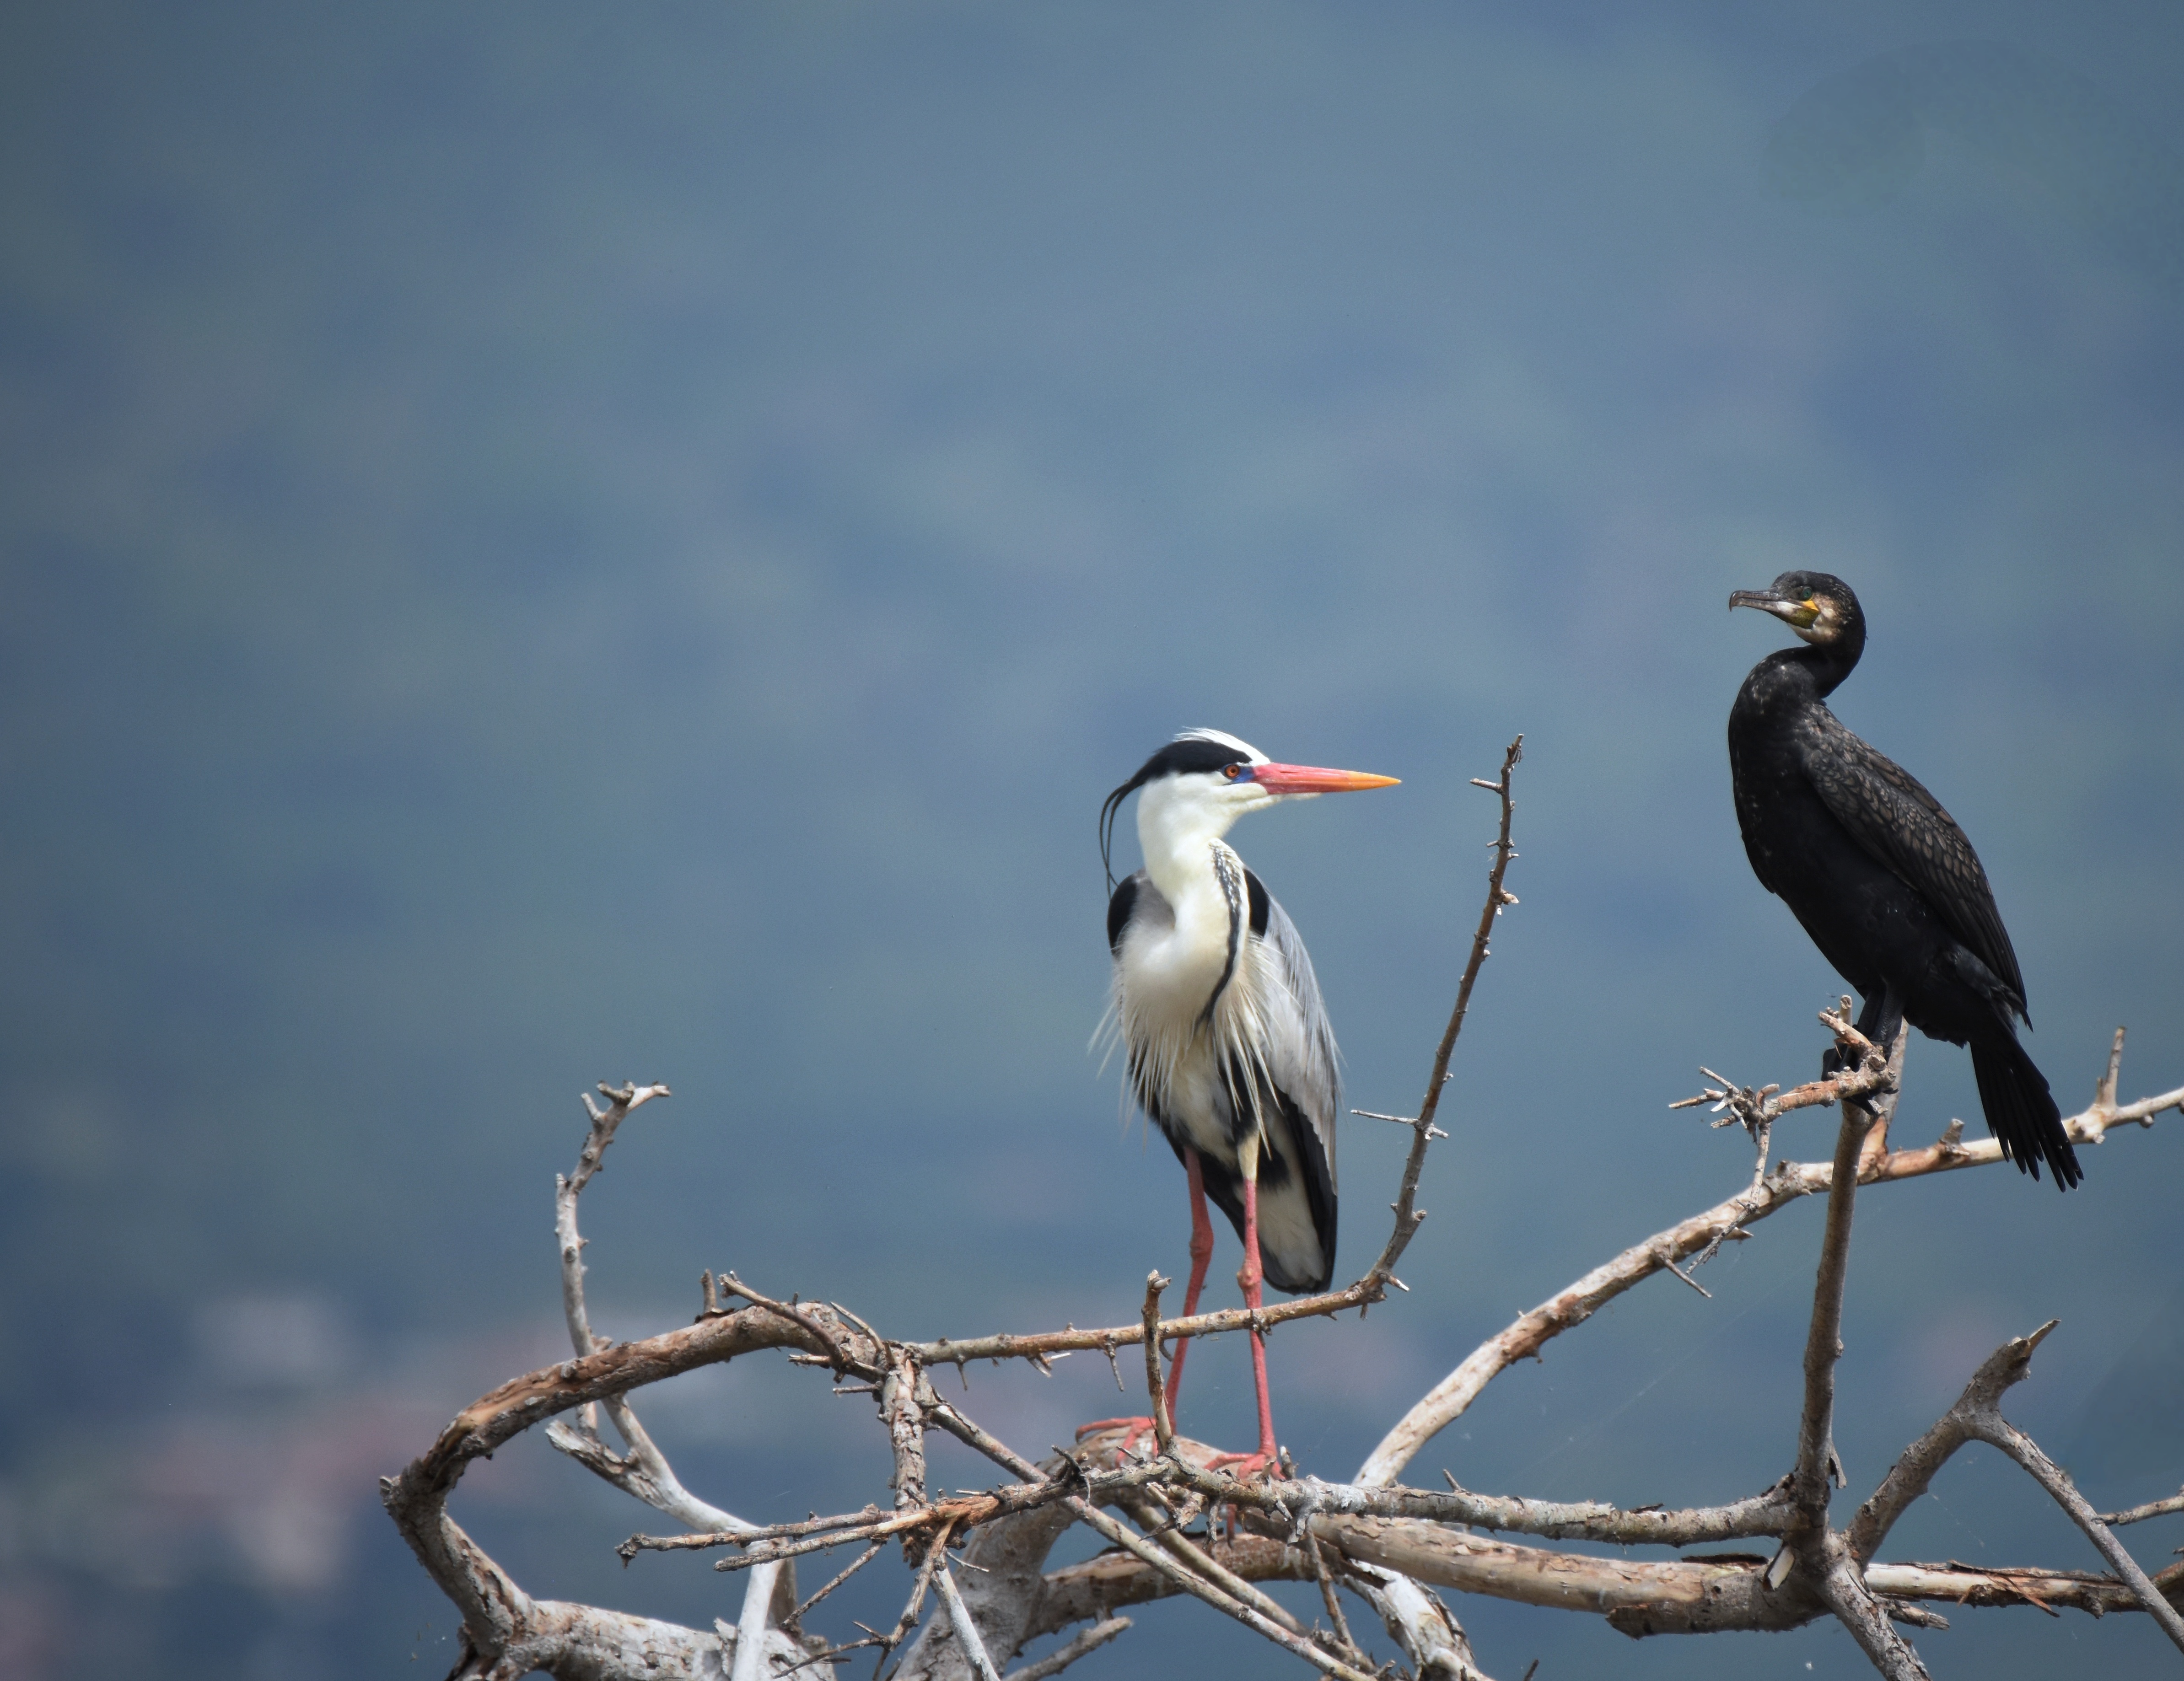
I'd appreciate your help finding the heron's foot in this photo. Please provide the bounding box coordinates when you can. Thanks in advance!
[1202,1445,1277,1480]
[1075,1416,1160,1457]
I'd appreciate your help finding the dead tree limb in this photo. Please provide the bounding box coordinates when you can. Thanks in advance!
[2105,1488,2184,1526]
[1012,1479,2183,1633]
[1783,1027,1931,1677]
[1356,1032,2183,1488]
[1852,1327,2184,1650]
[994,1617,1131,1681]
[548,1082,794,1681]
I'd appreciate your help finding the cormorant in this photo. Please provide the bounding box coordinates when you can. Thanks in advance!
[1727,572,2080,1188]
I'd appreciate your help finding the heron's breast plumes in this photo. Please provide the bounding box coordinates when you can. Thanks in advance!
[1109,845,1281,1165]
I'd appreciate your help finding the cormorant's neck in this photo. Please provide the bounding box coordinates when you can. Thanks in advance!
[1787,624,1863,699]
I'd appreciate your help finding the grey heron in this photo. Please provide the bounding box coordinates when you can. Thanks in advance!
[1082,728,1399,1473]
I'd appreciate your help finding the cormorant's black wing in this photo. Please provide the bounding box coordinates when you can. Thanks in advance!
[1796,708,2029,1013]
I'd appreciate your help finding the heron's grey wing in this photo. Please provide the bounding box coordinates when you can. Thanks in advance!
[1796,709,2028,1011]
[1247,871,1339,1193]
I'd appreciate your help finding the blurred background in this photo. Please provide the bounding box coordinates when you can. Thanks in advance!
[2,4,2180,1677]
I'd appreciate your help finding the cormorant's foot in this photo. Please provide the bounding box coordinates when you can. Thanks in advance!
[1075,1417,1159,1457]
[1820,1045,1845,1080]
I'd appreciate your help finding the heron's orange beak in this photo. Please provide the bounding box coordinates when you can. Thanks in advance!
[1250,763,1401,794]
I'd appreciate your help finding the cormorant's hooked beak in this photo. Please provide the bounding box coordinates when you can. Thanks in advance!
[1247,763,1401,796]
[1728,588,1820,629]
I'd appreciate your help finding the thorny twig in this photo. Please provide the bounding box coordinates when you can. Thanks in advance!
[1677,998,1891,1272]
[795,1543,885,1622]
[1793,1023,1906,1515]
[882,1524,956,1666]
[1851,1318,2184,1654]
[1368,735,1523,1299]
[1307,1529,1366,1666]
[994,1617,1130,1681]
[2103,1487,2184,1527]
[1140,1272,1174,1455]
[1357,1022,2181,1491]
[933,1559,1003,1681]
[1053,1491,1381,1681]
[722,1272,863,1372]
[621,1464,1174,1568]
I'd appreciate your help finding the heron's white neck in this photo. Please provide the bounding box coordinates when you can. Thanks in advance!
[1135,777,1246,908]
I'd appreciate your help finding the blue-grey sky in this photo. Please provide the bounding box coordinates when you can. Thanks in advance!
[2,5,2181,1677]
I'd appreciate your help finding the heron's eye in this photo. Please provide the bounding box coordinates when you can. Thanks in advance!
[1222,763,1245,780]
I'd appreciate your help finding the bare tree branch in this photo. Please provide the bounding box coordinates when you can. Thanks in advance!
[1792,1026,1905,1516]
[1022,1507,2184,1633]
[1357,1029,2175,1488]
[2103,1488,2184,1527]
[1759,1015,1934,1678]
[1130,1458,1800,1549]
[549,1082,791,1681]
[995,1617,1130,1681]
[934,1559,1003,1681]
[1344,1559,1496,1680]
[379,1080,829,1681]
[887,1348,931,1512]
[1140,1271,1174,1455]
[1307,1529,1366,1665]
[1848,1315,2184,1645]
[1056,1490,1380,1681]
[1025,1535,1316,1638]
[389,1059,2179,1676]
[1849,1322,2059,1563]
[1370,736,1524,1292]
[1965,1411,2184,1650]
[1864,1560,2184,1616]
[1813,1536,1934,1681]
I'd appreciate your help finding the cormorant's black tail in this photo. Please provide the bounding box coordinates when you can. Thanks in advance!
[1970,1033,2082,1190]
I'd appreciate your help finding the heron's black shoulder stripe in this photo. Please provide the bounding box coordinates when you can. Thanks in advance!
[1198,846,1248,1028]
[1106,873,1141,955]
[1245,867,1270,938]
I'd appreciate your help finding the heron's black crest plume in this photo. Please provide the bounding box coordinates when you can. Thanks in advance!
[1099,731,1255,891]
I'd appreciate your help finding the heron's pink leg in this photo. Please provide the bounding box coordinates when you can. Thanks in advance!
[1077,1148,1220,1454]
[1205,1149,1279,1476]
[1162,1147,1217,1418]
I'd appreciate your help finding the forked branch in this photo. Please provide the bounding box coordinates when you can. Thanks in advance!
[1356,1027,2179,1488]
